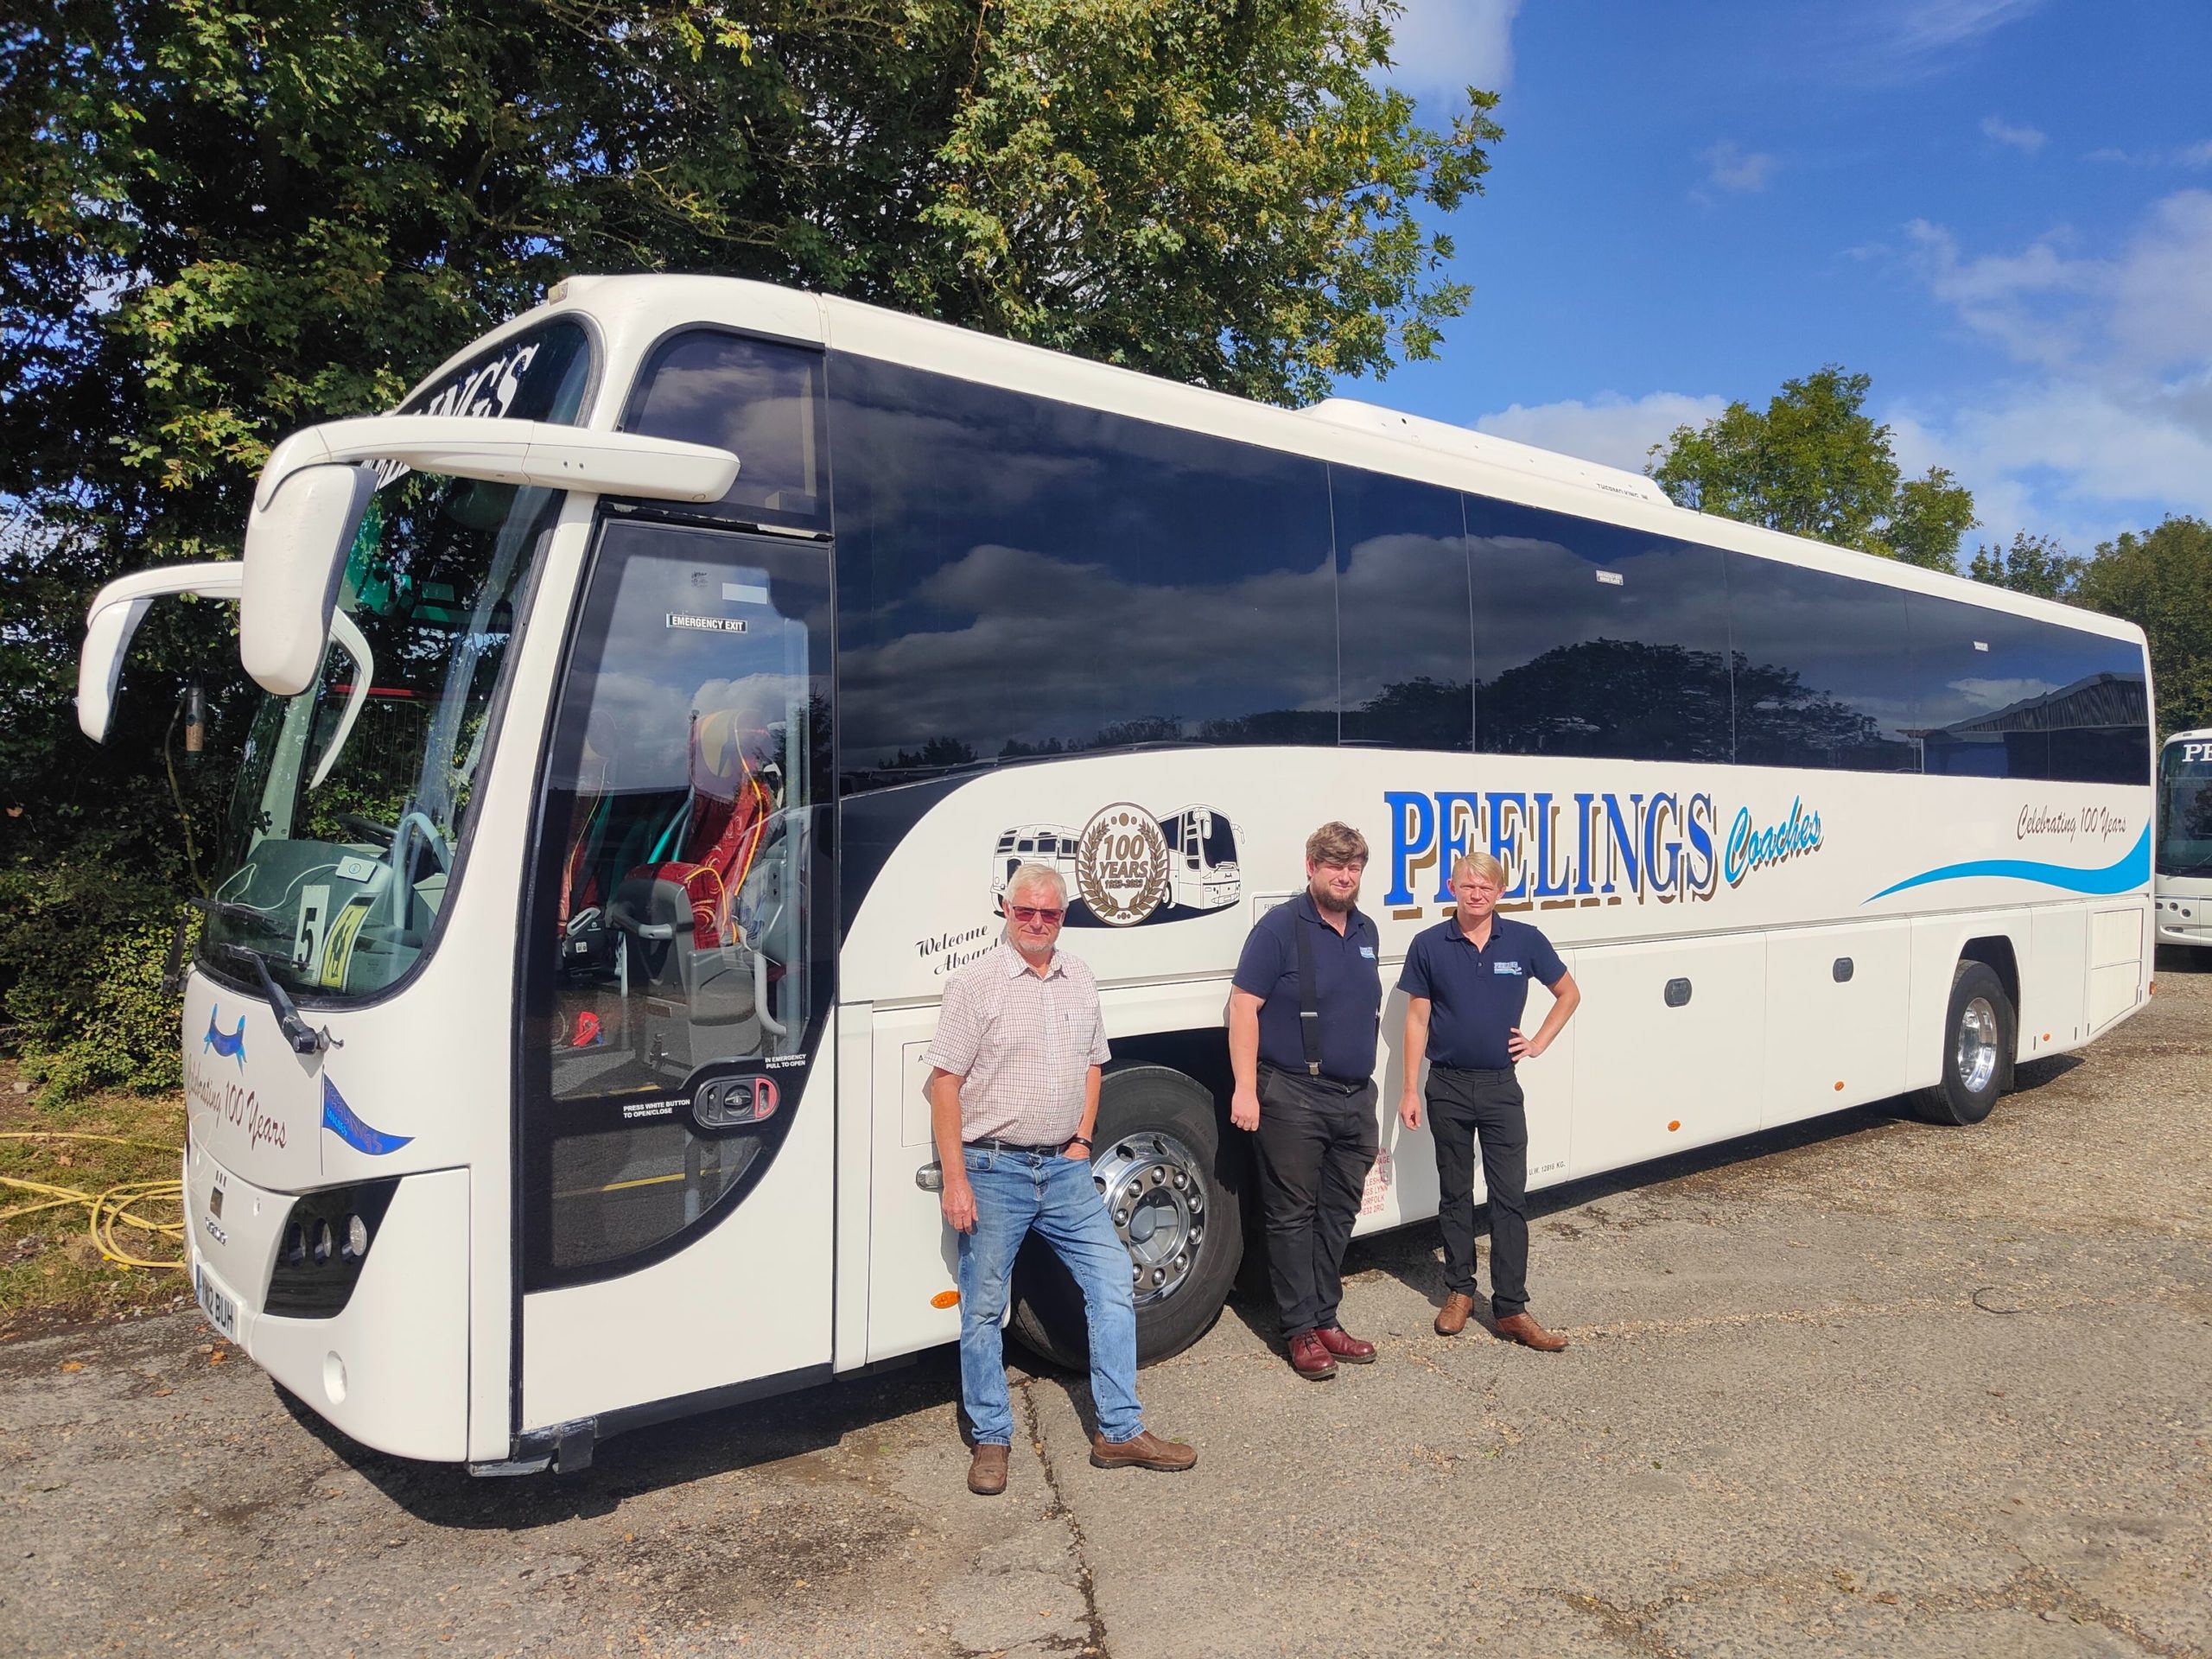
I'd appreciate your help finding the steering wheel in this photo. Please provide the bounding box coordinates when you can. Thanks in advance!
[334,813,397,845]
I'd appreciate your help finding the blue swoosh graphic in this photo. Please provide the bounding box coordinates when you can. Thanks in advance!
[321,1077,412,1156]
[203,1008,246,1068]
[1866,825,2150,903]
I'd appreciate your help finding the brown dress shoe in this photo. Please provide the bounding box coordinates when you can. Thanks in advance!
[1434,1292,1477,1337]
[968,1442,1010,1495]
[1287,1331,1338,1380]
[1089,1430,1198,1472]
[1494,1310,1568,1352]
[1315,1325,1376,1363]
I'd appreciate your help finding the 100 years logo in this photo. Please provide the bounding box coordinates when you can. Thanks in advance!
[1076,804,1173,926]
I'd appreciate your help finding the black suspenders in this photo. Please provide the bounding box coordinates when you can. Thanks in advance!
[1294,906,1323,1077]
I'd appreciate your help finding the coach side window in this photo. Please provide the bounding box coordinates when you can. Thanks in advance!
[1726,554,1916,772]
[830,354,1337,789]
[1333,467,1472,751]
[1907,596,2148,783]
[1466,496,1732,763]
[621,328,830,533]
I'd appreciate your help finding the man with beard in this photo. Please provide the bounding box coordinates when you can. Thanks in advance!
[1228,822,1385,1379]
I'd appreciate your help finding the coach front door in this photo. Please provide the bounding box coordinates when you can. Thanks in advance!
[514,518,839,1433]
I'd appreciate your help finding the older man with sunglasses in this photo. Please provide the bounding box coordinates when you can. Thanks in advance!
[925,862,1198,1497]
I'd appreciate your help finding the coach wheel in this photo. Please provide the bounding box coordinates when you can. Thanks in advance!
[1914,960,2014,1127]
[1010,1065,1243,1371]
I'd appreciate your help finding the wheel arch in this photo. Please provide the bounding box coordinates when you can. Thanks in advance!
[1958,932,2021,1026]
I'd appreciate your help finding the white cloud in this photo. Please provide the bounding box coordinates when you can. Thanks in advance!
[1474,392,1728,475]
[1980,115,2046,156]
[1887,189,2212,553]
[1379,0,1520,99]
[1831,0,2046,82]
[1701,140,1778,195]
[2087,139,2212,168]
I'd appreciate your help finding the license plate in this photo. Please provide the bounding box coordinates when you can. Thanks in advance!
[194,1258,238,1343]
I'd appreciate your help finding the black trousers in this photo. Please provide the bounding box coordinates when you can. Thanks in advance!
[1253,1065,1378,1340]
[1427,1065,1529,1319]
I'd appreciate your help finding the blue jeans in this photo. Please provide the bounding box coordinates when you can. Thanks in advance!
[957,1145,1143,1446]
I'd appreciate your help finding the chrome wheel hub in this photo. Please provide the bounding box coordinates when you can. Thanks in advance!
[1092,1129,1207,1306]
[1955,995,1999,1095]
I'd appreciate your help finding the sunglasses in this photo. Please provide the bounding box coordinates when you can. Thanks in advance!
[1007,905,1065,924]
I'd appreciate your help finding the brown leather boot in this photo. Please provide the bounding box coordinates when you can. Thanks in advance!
[1287,1330,1337,1380]
[1434,1292,1477,1337]
[1494,1310,1568,1351]
[967,1442,1010,1495]
[1089,1430,1198,1471]
[1315,1325,1376,1363]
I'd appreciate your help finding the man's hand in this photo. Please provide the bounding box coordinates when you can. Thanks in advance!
[1507,1027,1548,1062]
[1230,1085,1261,1132]
[1397,1090,1423,1130]
[940,1173,977,1234]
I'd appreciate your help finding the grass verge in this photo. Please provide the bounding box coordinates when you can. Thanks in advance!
[1,1059,189,1336]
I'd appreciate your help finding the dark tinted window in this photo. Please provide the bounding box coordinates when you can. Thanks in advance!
[406,320,593,425]
[830,354,1336,787]
[1909,595,2149,782]
[522,520,832,1285]
[623,330,829,531]
[1727,554,1915,771]
[1467,497,1732,762]
[1333,467,1471,750]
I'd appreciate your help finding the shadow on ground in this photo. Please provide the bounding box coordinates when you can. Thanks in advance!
[276,1344,969,1530]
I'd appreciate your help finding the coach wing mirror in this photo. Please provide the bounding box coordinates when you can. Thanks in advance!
[239,416,741,696]
[78,562,244,742]
[79,563,374,788]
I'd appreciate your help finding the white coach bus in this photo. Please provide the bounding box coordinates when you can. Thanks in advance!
[78,276,2155,1472]
[2157,729,2212,955]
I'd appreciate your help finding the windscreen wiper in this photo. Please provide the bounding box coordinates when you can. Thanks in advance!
[215,943,340,1056]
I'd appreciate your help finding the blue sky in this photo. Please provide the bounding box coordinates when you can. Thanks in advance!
[1365,0,2212,563]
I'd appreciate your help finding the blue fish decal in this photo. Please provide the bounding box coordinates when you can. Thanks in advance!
[321,1077,413,1157]
[204,1008,247,1069]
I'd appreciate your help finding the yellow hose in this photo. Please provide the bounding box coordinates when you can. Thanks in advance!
[0,1132,185,1272]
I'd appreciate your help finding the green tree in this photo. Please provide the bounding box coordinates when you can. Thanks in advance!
[1967,531,2085,601]
[1,0,1500,1091]
[2074,517,2212,739]
[1647,365,1976,570]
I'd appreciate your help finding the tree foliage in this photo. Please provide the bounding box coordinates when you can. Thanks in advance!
[1967,531,2086,601]
[0,0,1499,1089]
[2075,517,2212,740]
[1646,365,1976,571]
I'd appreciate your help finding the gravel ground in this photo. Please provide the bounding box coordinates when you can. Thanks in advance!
[4,952,2208,1659]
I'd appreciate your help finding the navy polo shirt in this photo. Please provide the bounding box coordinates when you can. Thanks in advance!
[1233,893,1383,1084]
[1397,915,1567,1071]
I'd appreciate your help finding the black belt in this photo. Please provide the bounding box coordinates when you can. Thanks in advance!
[963,1136,1071,1156]
[1259,1062,1370,1096]
[1431,1063,1514,1080]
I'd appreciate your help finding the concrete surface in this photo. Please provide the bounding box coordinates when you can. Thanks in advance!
[5,953,2209,1658]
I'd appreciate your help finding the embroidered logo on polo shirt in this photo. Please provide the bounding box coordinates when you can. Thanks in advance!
[1493,961,1524,976]
[1359,945,1376,959]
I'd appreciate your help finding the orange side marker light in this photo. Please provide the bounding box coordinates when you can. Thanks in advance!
[1834,1081,1845,1091]
[1667,1120,1681,1133]
[931,1290,961,1309]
